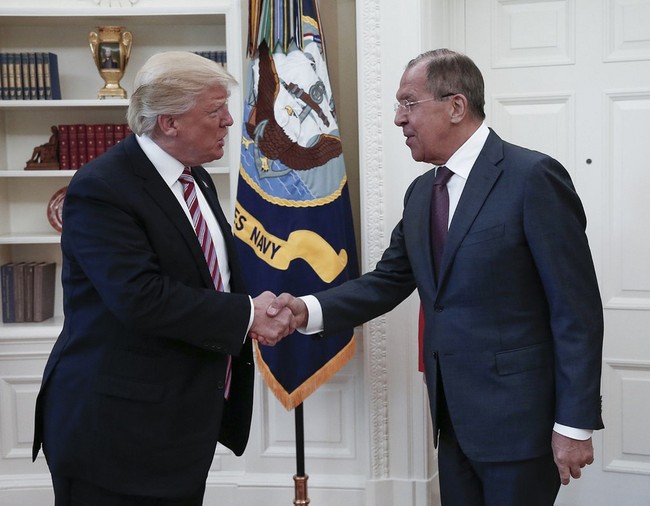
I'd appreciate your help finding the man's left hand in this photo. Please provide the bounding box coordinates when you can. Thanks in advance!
[551,431,594,485]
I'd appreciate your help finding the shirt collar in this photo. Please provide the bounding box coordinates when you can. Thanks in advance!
[135,134,186,188]
[440,122,490,180]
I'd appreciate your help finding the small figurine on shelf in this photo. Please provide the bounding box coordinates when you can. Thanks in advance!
[25,126,59,170]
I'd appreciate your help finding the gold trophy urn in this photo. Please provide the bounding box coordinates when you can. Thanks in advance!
[89,26,133,99]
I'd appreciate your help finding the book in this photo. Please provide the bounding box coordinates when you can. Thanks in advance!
[1,263,15,323]
[86,123,97,162]
[105,123,115,151]
[57,124,71,170]
[7,53,16,100]
[33,262,56,322]
[12,262,26,322]
[114,123,126,144]
[28,53,38,100]
[0,53,6,100]
[94,124,106,156]
[43,52,61,100]
[68,123,79,169]
[77,124,88,167]
[14,52,24,100]
[35,52,45,100]
[24,262,36,322]
[20,52,30,99]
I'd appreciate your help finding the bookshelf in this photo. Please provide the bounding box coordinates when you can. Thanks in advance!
[0,0,244,336]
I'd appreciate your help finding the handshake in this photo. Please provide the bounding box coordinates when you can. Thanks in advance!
[249,291,309,346]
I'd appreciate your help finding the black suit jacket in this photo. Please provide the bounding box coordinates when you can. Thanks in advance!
[32,135,254,498]
[315,129,604,462]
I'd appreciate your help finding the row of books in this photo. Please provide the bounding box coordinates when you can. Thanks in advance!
[194,51,228,66]
[0,52,62,100]
[1,262,56,323]
[58,123,132,170]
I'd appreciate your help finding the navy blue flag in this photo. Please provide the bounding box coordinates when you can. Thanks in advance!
[235,0,359,410]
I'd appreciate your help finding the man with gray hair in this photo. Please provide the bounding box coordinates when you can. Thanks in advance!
[269,48,604,505]
[33,51,296,505]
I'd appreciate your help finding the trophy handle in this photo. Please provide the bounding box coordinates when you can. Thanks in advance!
[120,31,133,68]
[89,31,100,62]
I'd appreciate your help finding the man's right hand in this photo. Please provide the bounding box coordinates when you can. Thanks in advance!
[249,291,296,346]
[267,293,309,329]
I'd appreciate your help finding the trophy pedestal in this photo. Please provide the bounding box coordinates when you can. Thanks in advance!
[97,76,128,99]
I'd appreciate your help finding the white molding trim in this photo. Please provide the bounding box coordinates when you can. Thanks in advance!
[357,0,390,482]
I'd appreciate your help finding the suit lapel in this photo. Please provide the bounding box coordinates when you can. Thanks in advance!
[411,169,438,290]
[123,137,215,287]
[437,131,504,287]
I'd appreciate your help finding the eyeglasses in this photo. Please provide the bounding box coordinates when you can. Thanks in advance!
[393,93,456,113]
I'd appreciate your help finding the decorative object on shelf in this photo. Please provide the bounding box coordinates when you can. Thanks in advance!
[47,186,67,233]
[25,126,60,170]
[88,26,133,99]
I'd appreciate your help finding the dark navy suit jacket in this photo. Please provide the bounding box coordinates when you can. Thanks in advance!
[315,129,604,462]
[32,135,254,498]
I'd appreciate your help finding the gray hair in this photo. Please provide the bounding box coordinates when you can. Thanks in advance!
[407,49,486,121]
[127,51,237,136]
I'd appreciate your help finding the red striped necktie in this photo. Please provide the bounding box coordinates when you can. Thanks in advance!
[179,167,231,397]
[179,167,224,291]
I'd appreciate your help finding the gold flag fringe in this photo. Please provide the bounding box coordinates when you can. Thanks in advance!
[254,336,356,411]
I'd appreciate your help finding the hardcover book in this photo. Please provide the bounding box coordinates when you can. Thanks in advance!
[1,263,15,323]
[12,262,26,322]
[20,53,30,99]
[86,124,97,162]
[14,52,25,100]
[58,124,71,170]
[77,124,88,167]
[14,53,24,100]
[68,123,79,169]
[33,262,56,322]
[114,123,126,144]
[24,262,36,322]
[35,52,45,100]
[94,124,106,157]
[28,53,38,100]
[0,53,5,99]
[7,53,16,100]
[43,52,61,100]
[105,123,115,151]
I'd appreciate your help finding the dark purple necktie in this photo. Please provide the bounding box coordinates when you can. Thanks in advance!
[419,166,454,372]
[431,166,454,280]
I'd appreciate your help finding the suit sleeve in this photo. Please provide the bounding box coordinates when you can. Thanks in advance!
[316,179,421,334]
[522,158,604,430]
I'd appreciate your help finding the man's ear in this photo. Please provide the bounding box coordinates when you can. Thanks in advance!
[449,94,468,124]
[157,114,178,136]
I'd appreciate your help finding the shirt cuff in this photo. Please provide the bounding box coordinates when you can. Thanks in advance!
[299,295,324,335]
[245,296,254,343]
[553,423,592,440]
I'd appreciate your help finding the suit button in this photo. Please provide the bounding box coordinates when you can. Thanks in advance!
[217,381,225,390]
[432,352,438,359]
[434,304,444,312]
